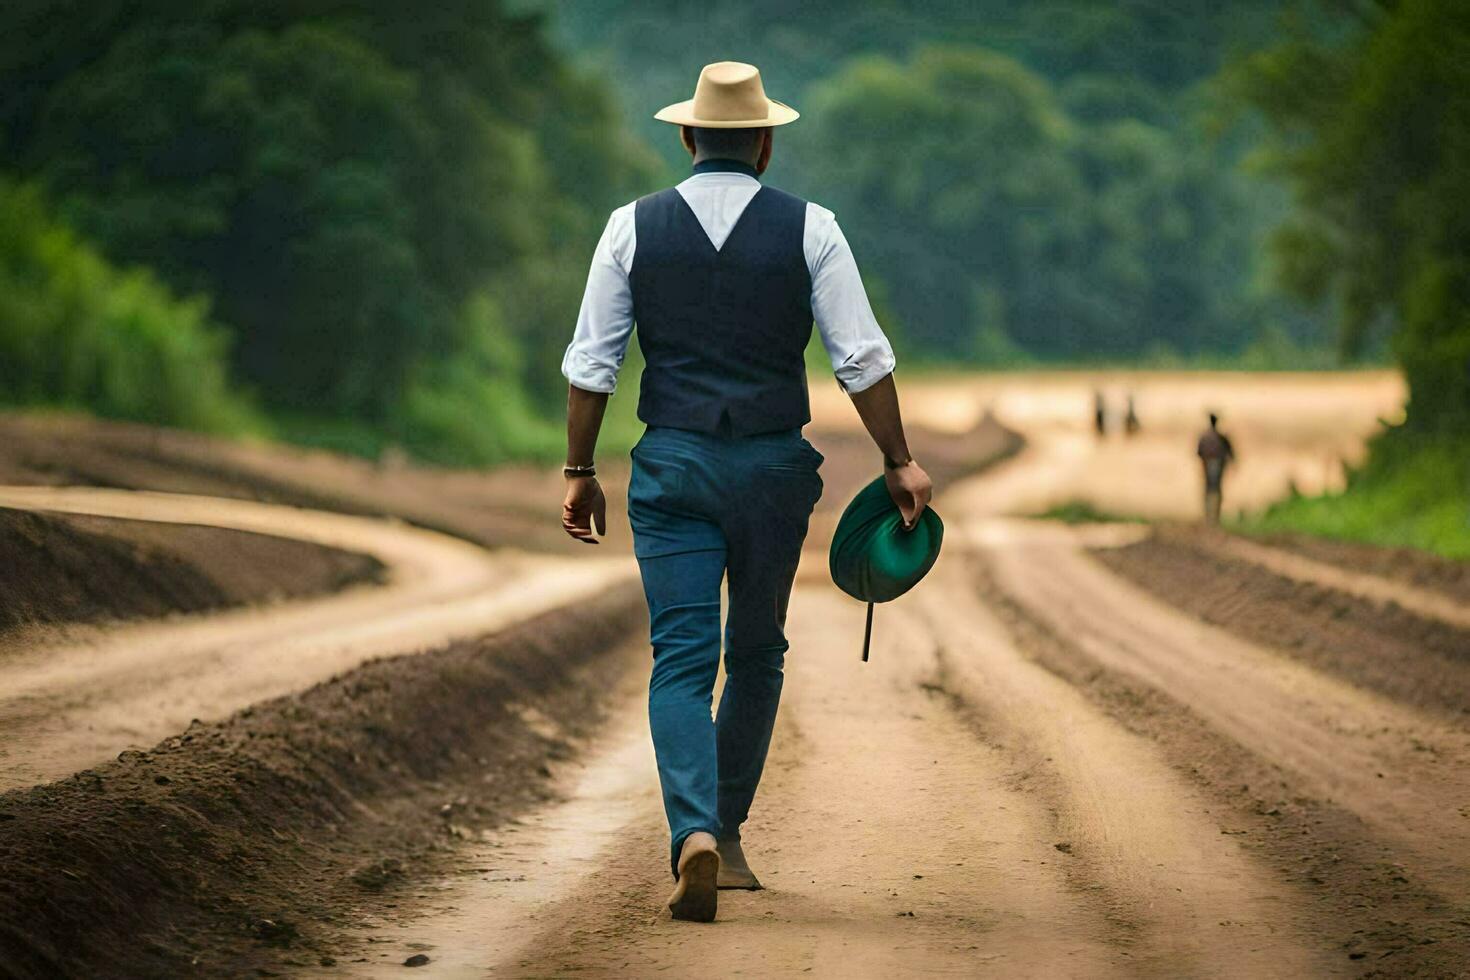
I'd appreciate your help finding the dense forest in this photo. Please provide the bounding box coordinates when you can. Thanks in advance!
[0,0,658,460]
[1233,0,1469,552]
[1,1,1464,478]
[548,0,1335,365]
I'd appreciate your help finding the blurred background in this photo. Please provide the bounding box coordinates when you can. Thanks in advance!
[0,0,1465,554]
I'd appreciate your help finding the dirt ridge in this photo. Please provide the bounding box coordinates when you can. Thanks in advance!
[967,549,1470,976]
[1094,526,1470,719]
[0,507,384,642]
[0,583,644,979]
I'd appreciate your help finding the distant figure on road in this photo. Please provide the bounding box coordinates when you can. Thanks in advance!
[1094,389,1107,436]
[1124,393,1140,435]
[1197,413,1235,524]
[558,62,931,923]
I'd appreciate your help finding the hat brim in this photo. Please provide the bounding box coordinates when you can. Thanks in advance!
[653,98,799,128]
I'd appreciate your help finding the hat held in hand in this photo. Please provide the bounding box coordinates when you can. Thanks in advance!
[829,475,944,661]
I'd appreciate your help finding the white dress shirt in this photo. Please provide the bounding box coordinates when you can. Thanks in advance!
[561,170,896,395]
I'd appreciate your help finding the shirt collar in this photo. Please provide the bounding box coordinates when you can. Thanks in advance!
[691,158,762,181]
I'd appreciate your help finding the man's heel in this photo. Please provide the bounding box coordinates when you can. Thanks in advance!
[668,845,720,922]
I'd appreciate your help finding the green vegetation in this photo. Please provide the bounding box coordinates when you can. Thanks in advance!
[1240,433,1470,559]
[547,0,1335,365]
[0,0,659,461]
[1036,501,1147,525]
[1231,0,1470,434]
[0,0,1462,533]
[1227,0,1470,557]
[0,179,258,433]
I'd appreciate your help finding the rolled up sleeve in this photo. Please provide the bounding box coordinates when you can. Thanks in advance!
[561,203,637,393]
[805,203,896,393]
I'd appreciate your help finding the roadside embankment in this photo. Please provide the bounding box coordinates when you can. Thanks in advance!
[1243,528,1470,607]
[0,584,645,979]
[961,531,1470,974]
[0,410,1022,556]
[0,412,580,553]
[1094,524,1470,719]
[0,507,383,641]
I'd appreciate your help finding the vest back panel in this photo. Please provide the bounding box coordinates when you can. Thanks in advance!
[631,185,813,436]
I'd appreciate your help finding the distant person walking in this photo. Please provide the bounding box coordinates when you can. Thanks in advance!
[1197,413,1235,524]
[1124,393,1140,435]
[558,62,931,922]
[1094,389,1108,436]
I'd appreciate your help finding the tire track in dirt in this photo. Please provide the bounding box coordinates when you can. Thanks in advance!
[329,583,1332,978]
[974,520,1470,903]
[1093,528,1470,722]
[967,546,1470,972]
[902,563,1332,978]
[0,486,632,791]
[1213,534,1470,631]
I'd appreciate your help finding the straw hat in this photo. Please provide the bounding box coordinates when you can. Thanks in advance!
[654,61,799,129]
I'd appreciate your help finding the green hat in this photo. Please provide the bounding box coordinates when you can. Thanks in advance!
[828,475,944,662]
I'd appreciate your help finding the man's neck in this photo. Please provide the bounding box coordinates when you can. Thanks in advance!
[691,158,761,179]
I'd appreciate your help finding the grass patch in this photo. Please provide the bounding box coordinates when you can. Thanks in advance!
[1036,500,1148,524]
[1237,430,1470,560]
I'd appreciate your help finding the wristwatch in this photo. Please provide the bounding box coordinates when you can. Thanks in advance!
[883,454,912,470]
[563,463,597,478]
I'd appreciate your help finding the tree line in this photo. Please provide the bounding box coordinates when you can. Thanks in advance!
[0,0,657,461]
[551,0,1334,365]
[1,0,1462,462]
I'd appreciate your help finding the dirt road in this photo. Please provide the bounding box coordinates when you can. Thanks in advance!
[319,370,1469,977]
[340,580,1335,977]
[0,486,630,791]
[8,369,1468,977]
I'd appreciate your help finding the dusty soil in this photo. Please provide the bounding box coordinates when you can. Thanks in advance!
[0,507,382,639]
[0,412,1016,557]
[1249,529,1470,606]
[0,486,630,793]
[0,408,1019,979]
[0,586,645,979]
[1094,525,1470,719]
[969,545,1470,976]
[0,412,582,553]
[333,582,1335,978]
[9,371,1468,978]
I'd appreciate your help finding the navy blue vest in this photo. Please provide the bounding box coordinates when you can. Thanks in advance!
[631,161,812,436]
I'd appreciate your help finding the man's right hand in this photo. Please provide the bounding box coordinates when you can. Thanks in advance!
[885,459,932,530]
[562,476,607,544]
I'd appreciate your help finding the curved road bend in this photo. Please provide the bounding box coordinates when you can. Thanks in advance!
[333,413,1466,977]
[0,486,632,792]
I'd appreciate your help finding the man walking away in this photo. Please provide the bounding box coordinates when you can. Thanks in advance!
[558,62,932,923]
[1197,412,1235,524]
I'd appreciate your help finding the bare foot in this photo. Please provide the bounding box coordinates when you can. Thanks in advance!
[716,837,763,890]
[667,832,720,922]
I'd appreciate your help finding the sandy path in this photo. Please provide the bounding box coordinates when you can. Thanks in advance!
[7,371,1450,975]
[903,571,1330,978]
[333,582,1330,978]
[868,369,1405,523]
[977,522,1470,899]
[0,486,631,791]
[317,371,1425,976]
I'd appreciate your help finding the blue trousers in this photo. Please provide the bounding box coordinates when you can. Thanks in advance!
[627,426,823,876]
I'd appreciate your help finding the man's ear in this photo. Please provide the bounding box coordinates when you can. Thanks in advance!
[680,126,697,158]
[755,128,773,175]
